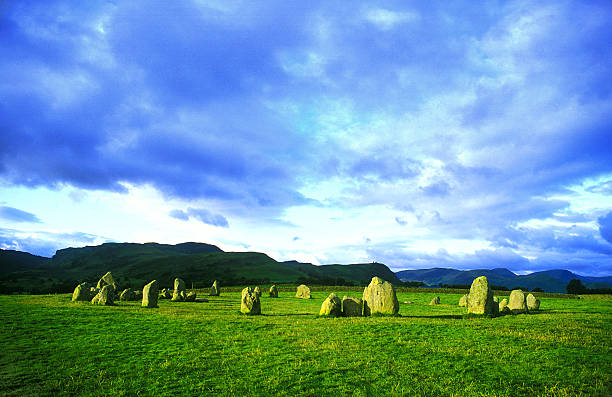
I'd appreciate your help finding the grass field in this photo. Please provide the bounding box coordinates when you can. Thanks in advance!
[1,289,610,396]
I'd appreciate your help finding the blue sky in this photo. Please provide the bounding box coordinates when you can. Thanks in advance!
[1,1,612,276]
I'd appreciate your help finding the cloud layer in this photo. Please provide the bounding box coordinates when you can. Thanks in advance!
[1,1,611,274]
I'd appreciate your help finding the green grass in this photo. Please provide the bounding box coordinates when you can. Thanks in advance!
[1,290,610,396]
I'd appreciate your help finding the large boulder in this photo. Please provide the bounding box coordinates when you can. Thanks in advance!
[210,280,220,296]
[269,285,279,298]
[119,288,136,301]
[91,285,114,306]
[459,294,468,307]
[508,290,528,313]
[142,280,159,308]
[362,277,399,316]
[72,282,91,302]
[319,293,342,316]
[342,296,362,317]
[171,278,186,301]
[296,285,311,299]
[96,271,117,291]
[429,296,440,305]
[467,276,495,315]
[185,291,197,302]
[526,293,540,311]
[241,287,261,315]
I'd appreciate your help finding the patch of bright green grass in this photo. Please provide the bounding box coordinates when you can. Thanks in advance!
[0,290,610,396]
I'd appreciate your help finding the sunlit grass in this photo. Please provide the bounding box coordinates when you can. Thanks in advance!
[0,290,610,396]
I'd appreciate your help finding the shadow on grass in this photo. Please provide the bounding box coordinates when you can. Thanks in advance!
[402,314,464,320]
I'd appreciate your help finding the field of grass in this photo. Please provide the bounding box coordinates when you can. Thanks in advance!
[1,289,610,396]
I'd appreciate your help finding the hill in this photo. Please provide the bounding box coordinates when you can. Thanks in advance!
[0,249,50,275]
[395,267,612,293]
[0,243,400,293]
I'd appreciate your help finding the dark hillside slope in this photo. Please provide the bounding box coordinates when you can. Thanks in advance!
[0,249,50,275]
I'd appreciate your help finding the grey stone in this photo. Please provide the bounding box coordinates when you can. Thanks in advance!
[171,278,186,301]
[91,285,114,306]
[269,285,278,298]
[362,277,399,316]
[467,276,495,315]
[508,290,528,313]
[241,287,261,315]
[342,296,362,317]
[526,293,540,311]
[429,296,440,305]
[210,280,220,296]
[72,282,91,302]
[459,294,468,307]
[296,284,311,299]
[119,288,135,301]
[319,293,342,316]
[142,280,159,308]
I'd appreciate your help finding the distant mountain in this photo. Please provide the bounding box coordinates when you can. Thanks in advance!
[0,249,50,275]
[395,267,612,293]
[0,242,399,294]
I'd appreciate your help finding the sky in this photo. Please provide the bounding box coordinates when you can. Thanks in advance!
[1,1,612,276]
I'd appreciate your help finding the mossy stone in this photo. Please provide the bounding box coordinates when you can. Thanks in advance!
[269,285,278,298]
[142,280,159,308]
[319,293,342,316]
[119,288,135,301]
[172,278,186,301]
[362,277,399,316]
[508,290,527,313]
[467,276,494,315]
[210,280,220,296]
[254,286,261,298]
[96,271,116,291]
[459,294,468,307]
[72,282,90,302]
[241,287,261,315]
[429,296,440,305]
[526,293,540,311]
[296,285,311,299]
[91,285,114,306]
[342,296,362,317]
[499,298,509,313]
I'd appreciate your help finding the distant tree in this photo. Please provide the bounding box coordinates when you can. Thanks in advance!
[566,279,587,294]
[531,287,543,292]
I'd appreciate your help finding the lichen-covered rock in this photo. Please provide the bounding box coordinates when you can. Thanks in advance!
[526,293,540,311]
[319,293,342,316]
[210,280,220,296]
[91,285,114,306]
[119,288,135,301]
[459,294,468,307]
[185,291,197,302]
[467,276,495,315]
[362,277,399,316]
[499,298,509,313]
[254,286,261,298]
[171,278,186,301]
[508,290,527,313]
[342,296,362,317]
[158,288,172,300]
[96,271,117,291]
[241,287,261,315]
[269,285,278,298]
[142,280,159,308]
[72,282,90,302]
[429,296,440,305]
[296,284,311,299]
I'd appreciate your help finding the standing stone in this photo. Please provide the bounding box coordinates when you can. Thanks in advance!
[240,287,261,315]
[319,293,342,316]
[142,280,159,308]
[172,278,186,301]
[342,296,362,317]
[72,282,90,302]
[429,296,440,305]
[296,284,311,299]
[134,290,142,300]
[493,296,499,303]
[499,298,510,313]
[185,291,197,302]
[91,285,114,306]
[119,288,135,301]
[362,277,399,316]
[526,293,540,311]
[96,271,117,291]
[508,290,528,313]
[459,294,468,307]
[210,280,220,296]
[269,285,278,298]
[467,276,495,315]
[254,286,262,298]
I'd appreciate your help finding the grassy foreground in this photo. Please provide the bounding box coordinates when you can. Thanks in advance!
[1,290,610,396]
